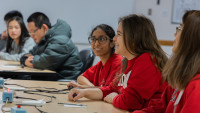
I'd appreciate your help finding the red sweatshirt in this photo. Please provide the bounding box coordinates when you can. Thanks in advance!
[100,53,166,111]
[83,53,122,86]
[133,73,200,113]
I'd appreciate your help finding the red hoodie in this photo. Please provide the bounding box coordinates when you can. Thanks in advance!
[83,53,122,86]
[100,53,167,111]
[133,73,200,113]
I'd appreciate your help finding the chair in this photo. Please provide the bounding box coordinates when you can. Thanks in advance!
[79,48,95,73]
[58,48,95,82]
[0,34,7,51]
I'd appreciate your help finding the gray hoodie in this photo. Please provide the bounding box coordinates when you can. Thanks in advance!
[0,37,35,61]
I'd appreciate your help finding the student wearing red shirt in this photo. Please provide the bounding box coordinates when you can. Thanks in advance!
[133,10,200,113]
[68,14,168,111]
[67,24,122,88]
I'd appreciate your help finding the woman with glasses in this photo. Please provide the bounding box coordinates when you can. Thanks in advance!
[67,24,122,88]
[68,14,168,112]
[0,16,35,61]
[133,10,200,113]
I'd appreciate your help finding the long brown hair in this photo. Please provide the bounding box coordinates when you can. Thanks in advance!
[114,14,168,85]
[163,10,200,90]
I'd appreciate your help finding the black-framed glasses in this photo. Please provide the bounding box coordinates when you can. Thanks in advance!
[29,28,39,36]
[175,26,183,34]
[88,36,112,44]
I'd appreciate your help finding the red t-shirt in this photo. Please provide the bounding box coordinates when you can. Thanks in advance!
[133,73,200,113]
[83,53,122,86]
[100,53,167,111]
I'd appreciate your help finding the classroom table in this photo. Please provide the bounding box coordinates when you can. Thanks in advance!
[0,79,127,113]
[0,60,55,73]
[0,60,57,79]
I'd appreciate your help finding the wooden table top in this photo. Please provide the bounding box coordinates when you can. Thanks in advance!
[0,79,127,113]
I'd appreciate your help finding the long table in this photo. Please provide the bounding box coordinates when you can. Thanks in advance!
[0,80,127,113]
[0,60,57,79]
[0,60,55,73]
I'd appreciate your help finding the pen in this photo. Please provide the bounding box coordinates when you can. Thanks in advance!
[58,103,87,107]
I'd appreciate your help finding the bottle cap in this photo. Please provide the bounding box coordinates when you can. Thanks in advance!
[17,105,21,108]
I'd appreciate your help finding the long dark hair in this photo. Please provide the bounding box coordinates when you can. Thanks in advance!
[6,16,30,53]
[163,10,200,90]
[114,14,168,85]
[89,24,115,54]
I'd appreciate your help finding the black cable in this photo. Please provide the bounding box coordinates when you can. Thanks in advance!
[4,83,57,90]
[35,106,47,113]
[46,96,53,103]
[3,83,70,113]
[15,96,37,100]
[5,83,69,94]
[15,92,54,104]
[23,91,56,99]
[15,95,52,113]
[4,83,69,113]
[34,88,69,94]
[23,89,69,94]
[1,98,10,113]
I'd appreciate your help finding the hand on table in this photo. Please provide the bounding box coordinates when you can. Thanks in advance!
[25,55,34,68]
[68,88,86,101]
[67,80,81,88]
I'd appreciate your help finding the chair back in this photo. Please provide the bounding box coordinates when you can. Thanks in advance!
[79,48,95,73]
[0,34,7,51]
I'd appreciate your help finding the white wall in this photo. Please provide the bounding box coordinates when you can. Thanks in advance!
[76,0,176,57]
[74,0,177,57]
[0,0,134,44]
[134,0,178,40]
[134,0,179,56]
[0,0,134,64]
[0,0,184,57]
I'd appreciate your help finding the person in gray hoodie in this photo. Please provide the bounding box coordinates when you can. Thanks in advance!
[0,16,35,61]
[20,12,83,80]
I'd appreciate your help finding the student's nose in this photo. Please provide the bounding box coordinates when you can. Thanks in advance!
[94,40,100,46]
[113,35,117,41]
[11,28,16,32]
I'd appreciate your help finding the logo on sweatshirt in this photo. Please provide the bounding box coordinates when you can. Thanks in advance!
[118,71,132,88]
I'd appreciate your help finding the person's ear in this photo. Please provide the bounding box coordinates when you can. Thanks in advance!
[42,24,49,33]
